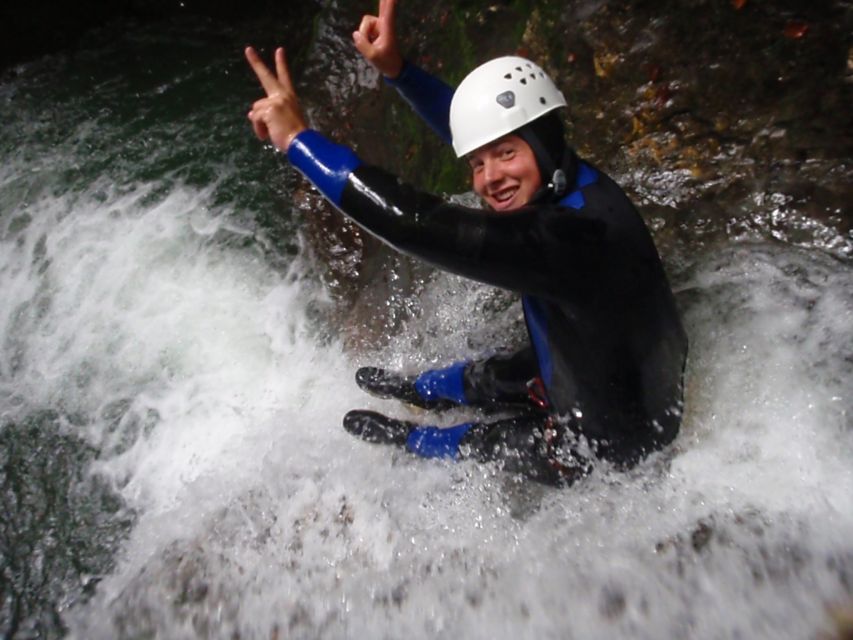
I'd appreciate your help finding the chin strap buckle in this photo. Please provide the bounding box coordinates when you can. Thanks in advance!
[550,169,567,197]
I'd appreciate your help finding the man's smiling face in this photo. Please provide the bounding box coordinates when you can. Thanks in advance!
[468,134,542,212]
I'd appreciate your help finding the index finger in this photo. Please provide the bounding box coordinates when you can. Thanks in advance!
[245,46,281,96]
[379,0,397,25]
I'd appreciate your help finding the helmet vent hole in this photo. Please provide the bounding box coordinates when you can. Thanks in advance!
[540,97,547,105]
[520,78,527,85]
[515,66,523,72]
[530,73,536,79]
[504,73,512,79]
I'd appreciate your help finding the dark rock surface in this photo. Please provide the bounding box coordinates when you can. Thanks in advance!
[0,0,323,73]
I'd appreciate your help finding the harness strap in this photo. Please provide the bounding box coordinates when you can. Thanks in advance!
[526,376,549,410]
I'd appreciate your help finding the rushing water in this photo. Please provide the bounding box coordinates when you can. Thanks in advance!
[1,15,852,640]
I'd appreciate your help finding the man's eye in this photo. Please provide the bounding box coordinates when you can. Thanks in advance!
[501,148,515,159]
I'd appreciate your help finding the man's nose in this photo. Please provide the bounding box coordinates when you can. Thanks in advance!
[483,158,502,185]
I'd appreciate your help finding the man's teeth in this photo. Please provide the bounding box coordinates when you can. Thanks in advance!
[494,188,518,202]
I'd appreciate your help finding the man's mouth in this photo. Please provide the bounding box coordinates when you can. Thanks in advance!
[489,186,519,208]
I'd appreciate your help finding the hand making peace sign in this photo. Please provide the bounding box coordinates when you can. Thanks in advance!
[245,46,308,152]
[352,0,403,79]
[245,0,403,150]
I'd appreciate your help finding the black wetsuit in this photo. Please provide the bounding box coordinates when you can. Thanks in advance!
[285,62,688,485]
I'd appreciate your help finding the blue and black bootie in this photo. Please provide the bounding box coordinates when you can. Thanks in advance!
[343,409,473,460]
[355,362,468,410]
[355,362,469,410]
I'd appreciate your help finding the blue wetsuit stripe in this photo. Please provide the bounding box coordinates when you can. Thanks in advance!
[406,423,473,459]
[385,62,454,145]
[414,361,468,405]
[559,162,599,210]
[287,130,362,206]
[523,295,553,388]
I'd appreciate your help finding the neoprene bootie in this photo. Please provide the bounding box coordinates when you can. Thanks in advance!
[342,409,414,445]
[342,410,473,460]
[355,367,456,410]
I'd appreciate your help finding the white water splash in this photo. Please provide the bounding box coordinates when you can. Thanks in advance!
[4,175,843,639]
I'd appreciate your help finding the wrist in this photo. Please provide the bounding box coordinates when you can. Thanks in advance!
[382,55,404,80]
[282,124,308,152]
[286,130,362,206]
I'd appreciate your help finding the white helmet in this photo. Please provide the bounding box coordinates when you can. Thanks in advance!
[449,56,567,158]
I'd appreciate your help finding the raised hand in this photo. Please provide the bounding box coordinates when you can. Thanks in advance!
[245,46,308,152]
[352,0,404,79]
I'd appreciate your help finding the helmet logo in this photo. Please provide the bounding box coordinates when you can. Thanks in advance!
[496,91,515,109]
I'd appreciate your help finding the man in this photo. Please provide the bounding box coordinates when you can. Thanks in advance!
[245,0,687,486]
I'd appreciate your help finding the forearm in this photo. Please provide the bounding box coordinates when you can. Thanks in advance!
[287,129,362,206]
[385,61,454,145]
[287,131,601,297]
[341,165,559,293]
[287,131,494,276]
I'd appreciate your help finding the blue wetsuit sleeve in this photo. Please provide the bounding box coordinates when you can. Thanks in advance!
[286,129,362,206]
[339,165,607,299]
[385,61,454,145]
